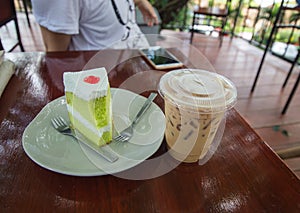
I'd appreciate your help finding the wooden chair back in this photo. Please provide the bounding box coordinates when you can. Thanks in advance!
[0,0,25,51]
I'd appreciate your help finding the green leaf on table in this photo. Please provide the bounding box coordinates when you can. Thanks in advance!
[281,129,291,137]
[272,125,281,132]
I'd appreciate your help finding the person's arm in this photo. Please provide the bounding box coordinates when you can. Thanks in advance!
[40,26,72,52]
[134,0,158,26]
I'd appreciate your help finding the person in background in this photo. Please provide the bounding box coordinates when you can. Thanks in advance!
[31,0,159,51]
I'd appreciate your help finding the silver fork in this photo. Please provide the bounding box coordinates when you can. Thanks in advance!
[51,116,118,163]
[113,92,157,143]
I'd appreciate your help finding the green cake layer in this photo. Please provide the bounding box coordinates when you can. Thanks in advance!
[66,87,112,146]
[68,112,112,146]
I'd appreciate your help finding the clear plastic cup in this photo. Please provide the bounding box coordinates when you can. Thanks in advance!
[158,69,237,163]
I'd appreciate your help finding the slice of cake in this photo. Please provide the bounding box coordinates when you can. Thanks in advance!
[63,68,112,146]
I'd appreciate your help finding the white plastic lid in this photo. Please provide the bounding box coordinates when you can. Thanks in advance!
[158,69,237,113]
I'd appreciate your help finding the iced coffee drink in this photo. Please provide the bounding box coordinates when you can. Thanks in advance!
[158,69,237,163]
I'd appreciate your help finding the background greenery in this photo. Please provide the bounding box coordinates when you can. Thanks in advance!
[150,0,299,45]
[149,0,191,29]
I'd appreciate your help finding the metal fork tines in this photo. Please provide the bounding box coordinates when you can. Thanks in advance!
[51,116,72,135]
[113,92,157,143]
[51,116,118,163]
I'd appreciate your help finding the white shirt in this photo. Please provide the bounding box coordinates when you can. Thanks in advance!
[32,0,148,50]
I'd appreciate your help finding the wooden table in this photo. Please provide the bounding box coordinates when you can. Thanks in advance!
[1,50,300,212]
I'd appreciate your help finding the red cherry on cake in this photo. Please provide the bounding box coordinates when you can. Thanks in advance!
[84,75,100,84]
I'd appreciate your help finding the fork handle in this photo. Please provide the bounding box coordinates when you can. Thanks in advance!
[132,92,157,127]
[69,131,119,163]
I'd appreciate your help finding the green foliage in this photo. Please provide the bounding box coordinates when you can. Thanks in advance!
[149,0,191,29]
[275,30,300,44]
[248,1,298,45]
[148,0,299,45]
[289,12,300,23]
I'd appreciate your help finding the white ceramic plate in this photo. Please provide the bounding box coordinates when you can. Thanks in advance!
[22,88,165,176]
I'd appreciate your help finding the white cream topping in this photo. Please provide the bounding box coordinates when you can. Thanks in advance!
[63,68,109,101]
[67,105,111,137]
